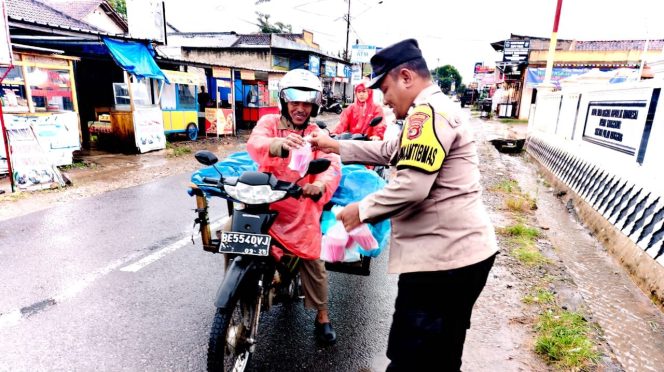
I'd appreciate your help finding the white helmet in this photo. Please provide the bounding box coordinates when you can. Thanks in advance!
[278,69,323,118]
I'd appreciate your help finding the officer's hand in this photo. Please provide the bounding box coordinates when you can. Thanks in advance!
[310,131,340,154]
[282,133,305,151]
[302,183,324,197]
[337,202,362,231]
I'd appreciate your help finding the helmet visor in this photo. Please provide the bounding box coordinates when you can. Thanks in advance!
[280,88,320,104]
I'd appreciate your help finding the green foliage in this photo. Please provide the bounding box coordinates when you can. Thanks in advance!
[535,310,599,368]
[492,179,520,193]
[432,65,462,94]
[108,0,126,16]
[501,223,540,240]
[523,288,556,305]
[256,12,292,33]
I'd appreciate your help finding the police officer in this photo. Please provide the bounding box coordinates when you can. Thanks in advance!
[310,39,499,371]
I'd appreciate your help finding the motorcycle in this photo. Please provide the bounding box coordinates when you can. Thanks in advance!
[319,94,343,114]
[189,152,331,372]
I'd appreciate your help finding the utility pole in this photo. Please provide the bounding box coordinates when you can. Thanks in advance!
[342,0,351,104]
[344,0,351,60]
[542,0,563,88]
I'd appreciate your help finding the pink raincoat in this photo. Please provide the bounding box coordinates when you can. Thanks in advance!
[332,82,386,139]
[247,114,342,260]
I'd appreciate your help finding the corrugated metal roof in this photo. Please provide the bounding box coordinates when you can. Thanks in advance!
[7,0,99,31]
[39,0,102,20]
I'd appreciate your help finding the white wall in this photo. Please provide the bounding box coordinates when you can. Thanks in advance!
[528,80,664,268]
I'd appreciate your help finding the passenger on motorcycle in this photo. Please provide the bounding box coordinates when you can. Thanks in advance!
[246,69,342,345]
[332,81,386,140]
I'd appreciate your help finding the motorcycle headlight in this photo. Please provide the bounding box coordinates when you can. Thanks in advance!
[224,183,287,205]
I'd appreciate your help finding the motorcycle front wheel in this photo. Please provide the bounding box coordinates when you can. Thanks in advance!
[207,295,258,372]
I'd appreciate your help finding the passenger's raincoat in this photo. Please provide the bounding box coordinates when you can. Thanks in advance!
[247,114,342,260]
[332,82,386,139]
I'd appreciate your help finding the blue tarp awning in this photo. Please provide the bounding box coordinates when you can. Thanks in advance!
[103,37,169,83]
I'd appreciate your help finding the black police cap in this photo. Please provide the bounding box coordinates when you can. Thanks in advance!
[367,38,423,89]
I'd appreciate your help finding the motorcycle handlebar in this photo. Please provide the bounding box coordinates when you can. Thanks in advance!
[202,177,220,185]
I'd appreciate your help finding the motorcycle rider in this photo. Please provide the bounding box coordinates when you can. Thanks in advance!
[332,81,386,140]
[246,69,342,345]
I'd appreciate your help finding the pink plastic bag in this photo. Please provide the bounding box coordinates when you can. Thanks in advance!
[348,224,378,250]
[288,140,313,177]
[320,221,348,263]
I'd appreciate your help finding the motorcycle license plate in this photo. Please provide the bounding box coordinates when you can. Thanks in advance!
[219,232,271,256]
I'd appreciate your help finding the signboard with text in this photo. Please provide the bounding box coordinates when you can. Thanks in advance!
[503,39,530,63]
[350,45,377,63]
[2,115,65,190]
[309,55,320,76]
[582,100,649,158]
[133,107,166,153]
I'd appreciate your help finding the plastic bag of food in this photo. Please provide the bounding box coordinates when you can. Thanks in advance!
[320,221,348,263]
[348,223,379,250]
[288,138,313,177]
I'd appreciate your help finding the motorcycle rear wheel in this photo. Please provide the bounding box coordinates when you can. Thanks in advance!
[207,295,258,372]
[334,106,342,114]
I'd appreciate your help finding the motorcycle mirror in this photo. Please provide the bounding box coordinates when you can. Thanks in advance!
[315,121,327,130]
[306,159,331,175]
[195,150,218,166]
[369,116,383,127]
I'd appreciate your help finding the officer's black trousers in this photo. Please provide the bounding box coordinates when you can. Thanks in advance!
[385,253,496,372]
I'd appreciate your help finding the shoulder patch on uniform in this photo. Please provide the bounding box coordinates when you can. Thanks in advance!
[396,104,446,174]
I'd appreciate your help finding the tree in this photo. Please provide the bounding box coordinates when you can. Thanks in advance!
[256,12,292,33]
[108,0,126,17]
[432,65,462,94]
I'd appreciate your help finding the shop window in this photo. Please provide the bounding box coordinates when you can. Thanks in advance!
[131,80,152,107]
[161,82,176,110]
[27,67,74,112]
[177,84,196,110]
[113,83,131,108]
[0,67,29,112]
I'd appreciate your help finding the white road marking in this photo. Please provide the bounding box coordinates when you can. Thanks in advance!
[120,216,229,272]
[0,216,229,329]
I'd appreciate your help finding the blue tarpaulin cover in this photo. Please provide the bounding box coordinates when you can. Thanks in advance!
[103,37,169,83]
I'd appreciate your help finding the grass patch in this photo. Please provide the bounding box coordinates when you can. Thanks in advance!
[499,223,540,239]
[513,244,549,266]
[534,309,599,369]
[524,288,556,305]
[58,161,90,171]
[498,223,548,266]
[492,179,520,193]
[166,142,192,157]
[505,193,537,212]
[499,118,529,124]
[0,190,29,201]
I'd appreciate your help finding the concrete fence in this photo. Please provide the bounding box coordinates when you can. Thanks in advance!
[527,81,664,299]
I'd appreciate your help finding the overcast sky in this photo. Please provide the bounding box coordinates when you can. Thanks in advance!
[163,0,664,83]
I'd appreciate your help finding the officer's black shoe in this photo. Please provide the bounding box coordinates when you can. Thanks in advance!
[314,320,337,345]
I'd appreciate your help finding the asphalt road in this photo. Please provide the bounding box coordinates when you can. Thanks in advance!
[0,171,397,371]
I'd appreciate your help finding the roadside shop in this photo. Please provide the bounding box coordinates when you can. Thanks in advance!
[1,51,81,190]
[87,38,169,154]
